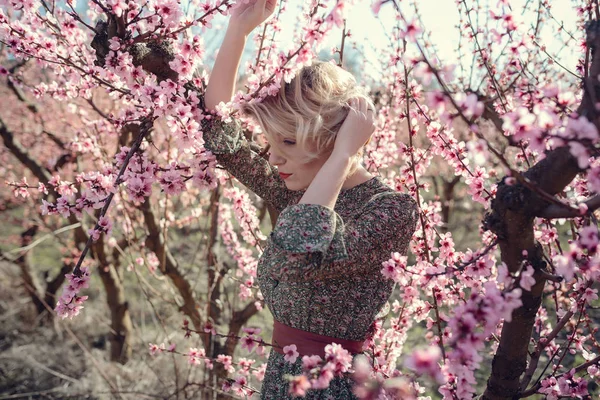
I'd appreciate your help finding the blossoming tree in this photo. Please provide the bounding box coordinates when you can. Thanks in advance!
[1,0,599,399]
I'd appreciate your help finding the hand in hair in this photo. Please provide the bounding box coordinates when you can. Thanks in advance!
[332,97,376,158]
[229,0,278,37]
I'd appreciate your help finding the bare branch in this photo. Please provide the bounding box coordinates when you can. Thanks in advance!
[539,194,600,218]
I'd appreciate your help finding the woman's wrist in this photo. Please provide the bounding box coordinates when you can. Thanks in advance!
[331,146,357,161]
[226,22,250,40]
[298,152,352,209]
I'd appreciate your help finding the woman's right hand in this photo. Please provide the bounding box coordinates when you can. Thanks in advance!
[229,0,278,37]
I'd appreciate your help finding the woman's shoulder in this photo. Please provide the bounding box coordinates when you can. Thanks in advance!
[368,179,418,211]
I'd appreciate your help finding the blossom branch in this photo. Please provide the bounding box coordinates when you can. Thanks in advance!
[71,115,155,275]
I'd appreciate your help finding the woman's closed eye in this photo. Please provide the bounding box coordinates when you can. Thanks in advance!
[282,139,296,145]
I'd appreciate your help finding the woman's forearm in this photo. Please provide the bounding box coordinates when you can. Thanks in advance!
[298,152,352,209]
[205,25,247,110]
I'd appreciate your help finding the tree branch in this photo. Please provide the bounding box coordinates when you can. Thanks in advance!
[140,198,204,336]
[483,19,600,400]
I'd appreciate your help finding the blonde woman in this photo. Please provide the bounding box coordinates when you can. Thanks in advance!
[202,0,418,398]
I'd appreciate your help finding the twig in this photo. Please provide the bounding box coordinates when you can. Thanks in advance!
[539,194,600,218]
[1,223,81,261]
[71,115,155,275]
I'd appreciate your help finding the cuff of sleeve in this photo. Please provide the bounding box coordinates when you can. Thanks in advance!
[201,116,243,155]
[271,204,349,262]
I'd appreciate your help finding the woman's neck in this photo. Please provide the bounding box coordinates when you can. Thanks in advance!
[341,166,374,191]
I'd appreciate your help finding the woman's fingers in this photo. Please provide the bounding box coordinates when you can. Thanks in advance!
[265,0,277,14]
[230,0,277,34]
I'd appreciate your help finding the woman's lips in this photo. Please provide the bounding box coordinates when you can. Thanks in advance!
[279,172,292,180]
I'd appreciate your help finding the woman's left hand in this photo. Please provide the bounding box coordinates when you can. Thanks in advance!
[332,97,376,158]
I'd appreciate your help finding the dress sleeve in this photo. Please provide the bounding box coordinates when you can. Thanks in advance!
[265,192,418,282]
[201,114,299,211]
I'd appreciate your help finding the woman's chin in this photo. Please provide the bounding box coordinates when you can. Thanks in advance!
[283,180,305,192]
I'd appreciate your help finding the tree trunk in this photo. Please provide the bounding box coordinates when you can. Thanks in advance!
[483,18,600,395]
[92,235,133,364]
[15,226,46,316]
[96,262,133,364]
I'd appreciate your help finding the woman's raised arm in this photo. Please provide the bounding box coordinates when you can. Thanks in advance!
[204,26,246,110]
[201,0,298,211]
[205,0,277,109]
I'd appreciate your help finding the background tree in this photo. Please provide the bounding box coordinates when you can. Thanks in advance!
[0,0,599,399]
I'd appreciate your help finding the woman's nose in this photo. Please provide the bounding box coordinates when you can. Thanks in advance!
[268,149,285,166]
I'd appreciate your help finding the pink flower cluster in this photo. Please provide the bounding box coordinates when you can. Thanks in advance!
[380,251,408,283]
[552,224,600,283]
[55,266,91,319]
[404,346,444,383]
[286,343,354,397]
[240,327,265,356]
[440,282,523,398]
[223,187,266,247]
[4,0,600,398]
[188,347,213,369]
[88,216,113,242]
[539,370,589,399]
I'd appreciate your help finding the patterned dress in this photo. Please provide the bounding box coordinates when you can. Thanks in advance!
[202,116,418,399]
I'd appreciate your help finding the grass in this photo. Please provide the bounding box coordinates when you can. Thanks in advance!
[1,188,599,399]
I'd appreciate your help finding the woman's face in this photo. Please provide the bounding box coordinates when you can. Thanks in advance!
[267,137,329,191]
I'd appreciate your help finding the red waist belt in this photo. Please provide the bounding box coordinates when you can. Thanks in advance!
[272,319,365,358]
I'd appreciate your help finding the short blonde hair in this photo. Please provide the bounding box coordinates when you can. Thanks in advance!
[240,60,374,174]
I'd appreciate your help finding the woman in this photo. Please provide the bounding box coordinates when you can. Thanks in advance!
[202,0,418,398]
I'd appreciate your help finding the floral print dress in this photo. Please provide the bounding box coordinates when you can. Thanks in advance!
[202,116,418,399]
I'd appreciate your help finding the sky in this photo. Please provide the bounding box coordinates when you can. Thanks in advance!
[204,0,581,84]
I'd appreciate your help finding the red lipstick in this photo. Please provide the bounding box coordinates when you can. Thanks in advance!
[279,172,292,180]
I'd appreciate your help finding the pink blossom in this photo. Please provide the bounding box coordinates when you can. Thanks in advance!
[496,262,513,287]
[237,358,255,375]
[582,287,598,302]
[553,249,577,282]
[325,1,346,29]
[586,166,600,193]
[217,354,235,374]
[371,0,384,15]
[568,141,590,169]
[283,344,299,363]
[14,185,30,198]
[152,0,183,29]
[380,252,408,283]
[456,93,484,119]
[56,197,71,218]
[240,334,258,353]
[149,343,165,355]
[579,225,598,250]
[404,346,444,383]
[187,347,206,365]
[98,216,113,237]
[519,265,536,291]
[288,375,311,397]
[324,343,353,374]
[310,365,335,389]
[55,267,91,319]
[403,19,422,42]
[539,376,559,399]
[565,116,598,140]
[231,375,249,396]
[159,169,186,195]
[126,176,152,202]
[241,326,262,335]
[302,354,323,371]
[252,363,266,381]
